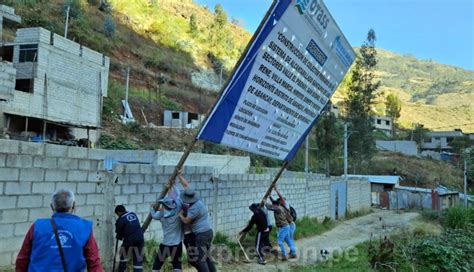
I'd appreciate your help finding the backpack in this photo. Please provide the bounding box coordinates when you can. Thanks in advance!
[289,206,297,222]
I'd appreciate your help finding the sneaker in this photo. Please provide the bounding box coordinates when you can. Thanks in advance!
[290,254,297,259]
[258,259,266,265]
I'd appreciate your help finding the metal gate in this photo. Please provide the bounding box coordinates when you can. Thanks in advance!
[380,192,389,209]
[330,181,347,220]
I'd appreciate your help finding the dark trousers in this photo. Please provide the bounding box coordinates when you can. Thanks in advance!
[193,229,216,272]
[118,243,144,272]
[184,232,199,270]
[152,242,183,270]
[256,231,270,261]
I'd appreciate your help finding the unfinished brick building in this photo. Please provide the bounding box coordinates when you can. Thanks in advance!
[0,5,110,144]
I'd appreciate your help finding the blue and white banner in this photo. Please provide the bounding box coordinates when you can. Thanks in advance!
[197,0,355,161]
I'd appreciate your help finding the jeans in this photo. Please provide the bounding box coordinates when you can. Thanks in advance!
[194,229,216,272]
[152,242,182,271]
[289,223,296,240]
[277,225,296,257]
[118,242,144,272]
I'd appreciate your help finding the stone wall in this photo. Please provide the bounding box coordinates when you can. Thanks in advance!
[0,140,370,268]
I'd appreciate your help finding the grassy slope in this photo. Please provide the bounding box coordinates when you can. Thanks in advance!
[334,48,474,132]
[372,152,464,190]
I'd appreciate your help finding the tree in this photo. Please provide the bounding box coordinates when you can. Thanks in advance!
[314,107,342,176]
[450,137,474,155]
[214,4,227,27]
[189,14,198,36]
[104,16,116,37]
[344,29,381,172]
[385,93,402,121]
[209,4,229,54]
[411,123,429,152]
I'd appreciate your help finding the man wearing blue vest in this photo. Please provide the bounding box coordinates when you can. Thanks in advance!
[115,205,144,272]
[16,189,103,271]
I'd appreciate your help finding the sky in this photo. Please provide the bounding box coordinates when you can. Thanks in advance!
[194,0,474,71]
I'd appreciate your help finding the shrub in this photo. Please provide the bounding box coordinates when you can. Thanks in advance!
[213,232,240,252]
[99,134,136,150]
[421,209,441,222]
[104,16,116,37]
[442,205,473,230]
[410,229,474,271]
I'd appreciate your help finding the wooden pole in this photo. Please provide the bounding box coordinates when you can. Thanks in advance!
[141,138,199,232]
[142,0,279,232]
[259,161,289,207]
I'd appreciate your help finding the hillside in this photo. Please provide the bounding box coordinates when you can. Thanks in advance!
[5,0,473,134]
[334,48,474,132]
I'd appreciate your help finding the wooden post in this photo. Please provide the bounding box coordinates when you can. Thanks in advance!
[141,138,199,232]
[259,161,289,207]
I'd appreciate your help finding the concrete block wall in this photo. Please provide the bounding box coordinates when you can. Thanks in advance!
[0,140,370,268]
[376,140,418,156]
[0,62,16,101]
[347,178,371,212]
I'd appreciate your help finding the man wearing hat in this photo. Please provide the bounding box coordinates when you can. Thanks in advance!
[150,172,190,272]
[178,174,216,272]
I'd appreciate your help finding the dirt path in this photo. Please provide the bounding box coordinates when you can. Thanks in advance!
[219,210,420,272]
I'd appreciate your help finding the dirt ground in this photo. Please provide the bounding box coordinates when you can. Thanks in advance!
[217,210,420,272]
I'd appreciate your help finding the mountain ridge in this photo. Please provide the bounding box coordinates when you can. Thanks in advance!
[4,0,473,132]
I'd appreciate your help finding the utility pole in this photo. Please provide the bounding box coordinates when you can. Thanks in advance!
[464,156,468,207]
[344,123,348,181]
[125,67,130,103]
[124,67,130,118]
[64,5,70,38]
[304,135,309,173]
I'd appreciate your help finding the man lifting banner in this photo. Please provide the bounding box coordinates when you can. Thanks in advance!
[197,0,355,161]
[142,0,355,232]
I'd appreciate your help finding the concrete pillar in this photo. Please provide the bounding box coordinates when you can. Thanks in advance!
[100,172,116,271]
[0,109,6,136]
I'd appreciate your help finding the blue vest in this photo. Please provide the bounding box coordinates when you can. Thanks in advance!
[29,213,93,272]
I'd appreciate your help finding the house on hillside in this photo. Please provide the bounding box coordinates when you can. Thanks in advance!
[421,130,465,152]
[0,6,110,144]
[163,110,205,128]
[372,115,392,136]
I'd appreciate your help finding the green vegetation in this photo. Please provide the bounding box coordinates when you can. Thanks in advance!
[345,29,380,171]
[295,242,373,272]
[296,206,474,272]
[384,93,401,122]
[103,15,115,37]
[213,232,241,253]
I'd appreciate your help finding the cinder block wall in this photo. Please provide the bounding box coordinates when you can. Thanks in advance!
[0,140,370,268]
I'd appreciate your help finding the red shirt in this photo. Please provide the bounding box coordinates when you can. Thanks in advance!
[15,223,103,272]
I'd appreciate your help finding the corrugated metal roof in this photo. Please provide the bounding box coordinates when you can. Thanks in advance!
[347,175,400,185]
